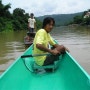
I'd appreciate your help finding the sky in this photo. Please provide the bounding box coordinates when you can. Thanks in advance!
[2,0,90,17]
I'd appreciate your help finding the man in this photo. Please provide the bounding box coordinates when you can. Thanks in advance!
[28,13,36,32]
[33,17,69,66]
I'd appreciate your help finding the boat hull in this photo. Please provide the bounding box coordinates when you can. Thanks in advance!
[0,45,90,90]
[24,32,36,48]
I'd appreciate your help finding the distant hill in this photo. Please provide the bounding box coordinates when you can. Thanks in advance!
[37,12,83,26]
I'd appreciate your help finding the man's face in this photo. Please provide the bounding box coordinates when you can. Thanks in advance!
[31,15,34,18]
[45,21,54,33]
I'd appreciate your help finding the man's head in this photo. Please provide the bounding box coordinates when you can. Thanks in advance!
[42,17,55,33]
[30,13,34,18]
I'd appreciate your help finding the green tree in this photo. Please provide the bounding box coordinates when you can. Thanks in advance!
[0,0,11,18]
[12,8,28,31]
[73,16,82,24]
[35,18,42,30]
[13,8,25,17]
[0,0,42,32]
[0,0,12,32]
[72,9,90,25]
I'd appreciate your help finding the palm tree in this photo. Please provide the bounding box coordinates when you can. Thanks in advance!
[0,0,11,18]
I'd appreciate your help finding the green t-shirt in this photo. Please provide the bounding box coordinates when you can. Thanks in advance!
[33,29,56,66]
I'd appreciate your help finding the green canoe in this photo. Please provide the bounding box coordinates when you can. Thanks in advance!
[0,45,90,90]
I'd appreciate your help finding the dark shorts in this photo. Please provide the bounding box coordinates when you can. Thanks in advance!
[43,55,59,66]
[43,45,65,66]
[29,28,34,32]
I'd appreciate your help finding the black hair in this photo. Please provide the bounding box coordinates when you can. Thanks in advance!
[30,13,34,16]
[42,17,55,28]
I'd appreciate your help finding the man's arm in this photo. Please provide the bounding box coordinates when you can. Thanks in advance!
[28,18,30,28]
[53,44,70,52]
[28,22,30,28]
[36,44,60,55]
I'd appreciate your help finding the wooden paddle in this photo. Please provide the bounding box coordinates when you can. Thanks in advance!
[21,53,51,58]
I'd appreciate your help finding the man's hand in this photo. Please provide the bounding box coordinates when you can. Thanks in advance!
[50,48,60,55]
[65,47,70,52]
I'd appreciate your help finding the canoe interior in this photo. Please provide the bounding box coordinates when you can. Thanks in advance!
[0,45,90,90]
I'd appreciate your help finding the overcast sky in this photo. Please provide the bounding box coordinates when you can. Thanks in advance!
[2,0,90,16]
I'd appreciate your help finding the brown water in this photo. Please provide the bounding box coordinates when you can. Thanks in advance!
[51,26,90,75]
[0,26,90,75]
[0,31,26,74]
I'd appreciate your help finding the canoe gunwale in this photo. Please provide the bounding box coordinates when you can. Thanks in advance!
[0,45,33,78]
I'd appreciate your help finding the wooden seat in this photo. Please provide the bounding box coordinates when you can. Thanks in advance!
[33,63,55,72]
[23,55,62,73]
[23,58,55,73]
[33,60,60,72]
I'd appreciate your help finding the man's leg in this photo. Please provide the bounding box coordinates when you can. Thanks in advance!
[43,55,59,66]
[43,45,65,66]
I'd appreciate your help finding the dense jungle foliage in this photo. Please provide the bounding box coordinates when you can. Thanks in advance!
[0,0,42,32]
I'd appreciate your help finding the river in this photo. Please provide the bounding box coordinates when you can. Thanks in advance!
[0,26,90,75]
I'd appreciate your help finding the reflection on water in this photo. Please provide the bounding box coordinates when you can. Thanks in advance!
[52,26,90,46]
[0,27,90,75]
[0,31,26,74]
